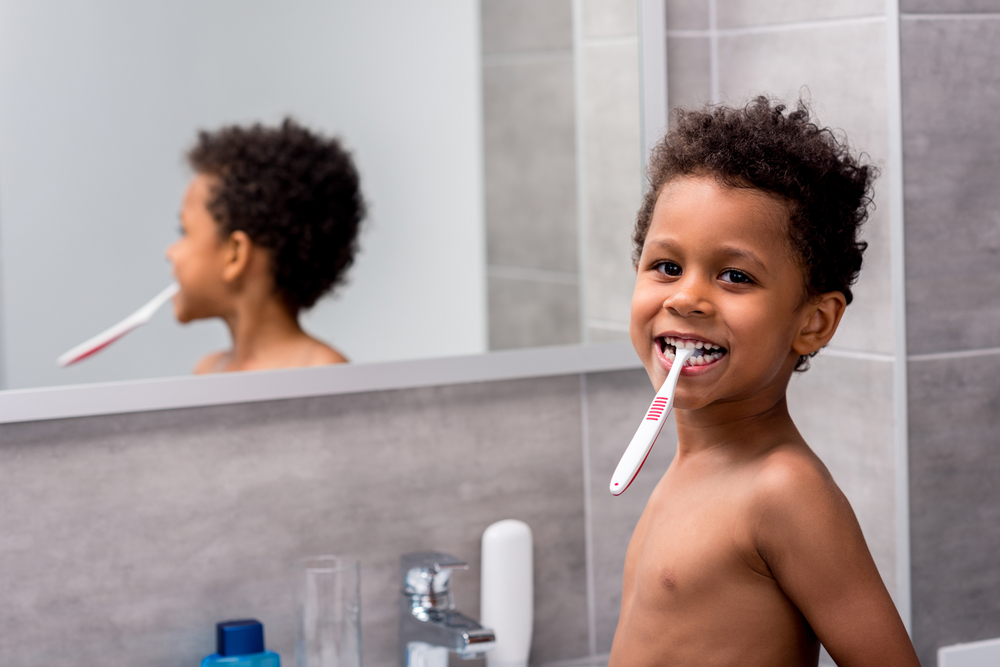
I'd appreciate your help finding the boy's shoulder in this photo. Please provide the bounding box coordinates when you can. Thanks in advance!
[751,443,837,506]
[742,441,856,566]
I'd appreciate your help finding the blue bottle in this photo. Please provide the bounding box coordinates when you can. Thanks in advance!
[201,619,281,667]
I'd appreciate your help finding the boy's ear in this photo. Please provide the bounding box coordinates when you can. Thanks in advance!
[792,291,847,357]
[221,230,253,283]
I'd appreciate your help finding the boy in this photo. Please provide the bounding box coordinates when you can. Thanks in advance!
[610,98,919,666]
[166,119,365,373]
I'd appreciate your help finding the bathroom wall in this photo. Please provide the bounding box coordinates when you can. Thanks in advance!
[482,0,581,349]
[482,0,642,350]
[899,5,1000,665]
[0,375,595,667]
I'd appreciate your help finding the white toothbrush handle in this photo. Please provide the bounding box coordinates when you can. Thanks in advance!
[56,283,179,367]
[609,348,692,496]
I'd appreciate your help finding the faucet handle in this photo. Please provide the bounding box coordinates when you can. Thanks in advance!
[400,551,469,597]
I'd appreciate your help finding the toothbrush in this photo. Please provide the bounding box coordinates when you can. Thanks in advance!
[56,283,179,367]
[610,347,693,496]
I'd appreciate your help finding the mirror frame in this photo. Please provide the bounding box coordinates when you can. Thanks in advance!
[0,342,641,424]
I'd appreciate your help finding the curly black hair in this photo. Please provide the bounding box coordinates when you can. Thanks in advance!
[188,118,365,313]
[634,96,877,370]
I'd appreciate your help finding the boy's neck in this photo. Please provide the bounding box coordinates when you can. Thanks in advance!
[673,390,803,461]
[222,290,307,367]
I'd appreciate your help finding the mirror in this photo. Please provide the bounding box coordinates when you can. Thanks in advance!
[0,0,644,390]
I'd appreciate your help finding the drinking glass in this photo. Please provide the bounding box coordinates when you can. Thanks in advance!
[295,556,361,667]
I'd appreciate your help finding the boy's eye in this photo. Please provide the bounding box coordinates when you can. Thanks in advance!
[655,261,682,277]
[720,269,753,284]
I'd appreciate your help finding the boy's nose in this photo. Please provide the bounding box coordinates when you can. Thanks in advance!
[663,279,712,317]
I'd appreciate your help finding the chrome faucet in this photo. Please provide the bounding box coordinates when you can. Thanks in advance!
[399,551,496,667]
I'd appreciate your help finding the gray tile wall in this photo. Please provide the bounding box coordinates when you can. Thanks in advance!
[908,355,1000,664]
[482,0,582,350]
[0,377,590,667]
[482,0,645,350]
[583,368,665,653]
[901,10,1000,666]
[578,0,642,344]
[714,19,894,356]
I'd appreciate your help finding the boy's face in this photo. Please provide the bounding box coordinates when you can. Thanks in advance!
[165,174,231,323]
[630,175,814,411]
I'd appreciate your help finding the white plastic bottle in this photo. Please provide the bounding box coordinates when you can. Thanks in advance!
[480,520,533,667]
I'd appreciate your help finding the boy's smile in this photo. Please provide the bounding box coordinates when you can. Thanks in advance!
[630,175,817,413]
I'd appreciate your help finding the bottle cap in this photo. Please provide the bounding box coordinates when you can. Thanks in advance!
[217,619,265,656]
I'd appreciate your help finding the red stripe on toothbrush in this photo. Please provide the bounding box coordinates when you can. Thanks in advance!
[63,334,126,365]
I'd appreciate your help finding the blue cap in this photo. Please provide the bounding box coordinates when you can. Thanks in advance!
[216,619,265,657]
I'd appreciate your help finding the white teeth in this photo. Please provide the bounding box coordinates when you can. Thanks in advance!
[660,336,727,365]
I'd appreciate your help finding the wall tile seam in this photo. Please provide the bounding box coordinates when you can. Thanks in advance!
[900,12,1000,20]
[483,49,574,66]
[666,13,886,39]
[579,373,598,657]
[489,265,580,285]
[908,347,1000,362]
[822,348,895,362]
[571,0,591,345]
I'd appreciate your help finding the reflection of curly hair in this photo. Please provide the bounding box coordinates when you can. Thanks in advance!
[188,118,366,313]
[634,97,877,370]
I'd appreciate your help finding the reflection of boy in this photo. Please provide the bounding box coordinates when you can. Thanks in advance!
[611,98,919,666]
[166,119,365,373]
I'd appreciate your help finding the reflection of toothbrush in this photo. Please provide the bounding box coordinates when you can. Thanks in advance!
[56,283,179,367]
[610,348,693,496]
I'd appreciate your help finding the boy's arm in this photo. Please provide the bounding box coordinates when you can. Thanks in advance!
[753,454,920,667]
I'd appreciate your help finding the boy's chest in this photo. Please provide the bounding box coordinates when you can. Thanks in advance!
[630,478,771,606]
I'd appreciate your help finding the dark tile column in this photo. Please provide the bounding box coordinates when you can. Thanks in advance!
[900,10,1000,665]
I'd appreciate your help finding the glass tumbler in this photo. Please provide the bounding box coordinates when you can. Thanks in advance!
[295,556,361,667]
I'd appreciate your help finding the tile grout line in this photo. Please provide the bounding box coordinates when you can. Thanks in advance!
[901,12,1000,20]
[667,13,885,38]
[909,346,1000,361]
[572,0,590,346]
[821,348,894,362]
[473,0,489,356]
[885,0,912,633]
[580,373,598,657]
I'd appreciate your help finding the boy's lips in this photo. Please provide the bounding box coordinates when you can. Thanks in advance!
[654,333,728,374]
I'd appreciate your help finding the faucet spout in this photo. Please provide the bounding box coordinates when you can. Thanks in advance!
[398,552,496,666]
[402,604,496,656]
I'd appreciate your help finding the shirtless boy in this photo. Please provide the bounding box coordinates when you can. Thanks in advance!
[610,98,919,666]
